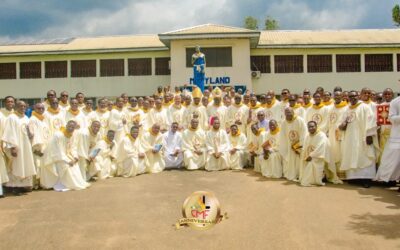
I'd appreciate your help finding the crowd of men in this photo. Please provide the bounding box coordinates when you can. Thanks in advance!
[0,84,399,197]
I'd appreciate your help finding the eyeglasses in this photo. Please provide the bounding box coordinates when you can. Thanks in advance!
[61,95,69,97]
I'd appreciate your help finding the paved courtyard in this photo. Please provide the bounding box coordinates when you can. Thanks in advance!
[0,169,399,250]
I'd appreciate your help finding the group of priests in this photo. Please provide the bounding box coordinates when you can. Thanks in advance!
[0,84,399,197]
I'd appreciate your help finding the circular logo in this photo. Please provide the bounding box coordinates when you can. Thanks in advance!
[181,191,221,230]
[311,113,322,124]
[289,130,299,142]
[53,118,62,129]
[346,111,356,123]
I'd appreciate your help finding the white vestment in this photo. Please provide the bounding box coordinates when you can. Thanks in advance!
[147,108,169,132]
[41,131,89,191]
[228,133,247,170]
[279,116,307,181]
[182,104,209,130]
[141,131,165,173]
[90,139,117,179]
[306,105,330,134]
[44,109,65,138]
[29,114,50,183]
[340,102,379,179]
[163,131,183,169]
[327,103,348,180]
[108,108,128,144]
[300,131,330,186]
[205,129,231,171]
[91,110,110,137]
[375,96,400,182]
[207,104,227,129]
[167,105,186,126]
[2,113,36,187]
[260,130,283,178]
[226,104,249,134]
[75,129,101,180]
[0,111,10,184]
[65,109,88,130]
[263,99,283,124]
[182,128,207,170]
[115,135,147,177]
[247,130,267,172]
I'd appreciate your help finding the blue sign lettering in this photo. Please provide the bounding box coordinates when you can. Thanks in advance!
[189,77,230,85]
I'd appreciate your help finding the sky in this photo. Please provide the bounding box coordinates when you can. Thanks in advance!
[0,0,399,42]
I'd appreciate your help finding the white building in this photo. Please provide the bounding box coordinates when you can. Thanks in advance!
[0,23,399,102]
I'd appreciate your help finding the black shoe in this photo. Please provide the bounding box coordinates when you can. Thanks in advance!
[12,187,23,196]
[362,180,371,188]
[0,195,4,198]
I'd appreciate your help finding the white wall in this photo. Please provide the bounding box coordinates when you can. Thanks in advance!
[0,51,171,98]
[170,38,252,90]
[251,48,400,94]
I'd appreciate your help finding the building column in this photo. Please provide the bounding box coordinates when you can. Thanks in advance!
[393,53,397,72]
[67,60,71,78]
[124,58,129,76]
[270,55,275,74]
[96,59,100,77]
[332,54,336,73]
[41,61,45,79]
[152,57,155,76]
[16,61,20,79]
[360,54,365,73]
[303,54,308,73]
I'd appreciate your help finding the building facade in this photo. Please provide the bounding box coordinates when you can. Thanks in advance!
[0,24,399,102]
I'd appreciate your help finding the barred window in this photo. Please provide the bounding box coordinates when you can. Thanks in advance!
[155,57,170,75]
[20,62,41,79]
[186,47,232,67]
[365,54,393,72]
[274,55,303,73]
[100,59,124,77]
[336,54,361,72]
[128,58,152,76]
[71,60,96,77]
[45,61,67,78]
[250,56,271,73]
[307,55,332,73]
[0,63,16,79]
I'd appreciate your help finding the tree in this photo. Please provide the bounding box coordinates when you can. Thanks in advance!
[264,16,279,30]
[393,4,400,27]
[244,16,258,30]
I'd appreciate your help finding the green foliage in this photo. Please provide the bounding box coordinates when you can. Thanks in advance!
[393,4,400,26]
[244,16,258,30]
[264,16,279,30]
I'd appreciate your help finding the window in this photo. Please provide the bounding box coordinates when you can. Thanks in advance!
[0,63,16,79]
[365,54,393,72]
[307,55,332,73]
[336,54,361,72]
[71,60,96,77]
[128,58,152,76]
[250,56,271,73]
[155,57,170,75]
[186,47,232,67]
[20,62,41,79]
[274,55,303,73]
[45,61,67,78]
[100,59,124,77]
